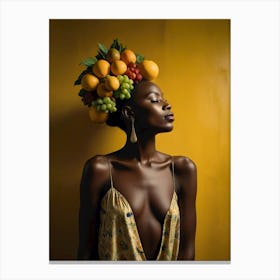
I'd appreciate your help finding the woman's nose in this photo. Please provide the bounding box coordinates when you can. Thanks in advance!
[163,100,171,110]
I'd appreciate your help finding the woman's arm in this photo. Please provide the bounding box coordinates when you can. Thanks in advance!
[175,156,197,260]
[77,156,109,260]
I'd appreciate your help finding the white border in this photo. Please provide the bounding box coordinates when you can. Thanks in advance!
[1,0,279,279]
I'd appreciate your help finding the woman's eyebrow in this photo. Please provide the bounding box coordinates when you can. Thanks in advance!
[145,91,161,97]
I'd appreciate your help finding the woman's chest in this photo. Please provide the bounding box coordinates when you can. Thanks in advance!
[109,164,175,221]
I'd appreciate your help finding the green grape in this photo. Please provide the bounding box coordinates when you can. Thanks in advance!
[121,83,129,90]
[122,89,129,95]
[114,75,134,101]
[92,96,117,113]
[123,75,129,83]
[104,97,111,104]
[96,98,103,105]
[117,75,124,82]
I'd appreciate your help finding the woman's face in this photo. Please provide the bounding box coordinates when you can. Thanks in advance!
[130,81,174,134]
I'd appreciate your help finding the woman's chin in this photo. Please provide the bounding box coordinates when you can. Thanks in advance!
[165,126,174,132]
[158,124,174,133]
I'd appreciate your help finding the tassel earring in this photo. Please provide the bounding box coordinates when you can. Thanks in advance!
[130,116,137,143]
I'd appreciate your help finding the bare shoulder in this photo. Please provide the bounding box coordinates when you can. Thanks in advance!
[173,156,197,175]
[84,155,110,175]
[156,152,196,173]
[81,155,111,194]
[173,156,197,194]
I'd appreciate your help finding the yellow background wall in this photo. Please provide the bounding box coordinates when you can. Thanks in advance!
[50,19,230,260]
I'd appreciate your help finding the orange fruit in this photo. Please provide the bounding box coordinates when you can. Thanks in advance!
[138,60,159,80]
[92,59,110,78]
[110,60,127,76]
[104,75,120,91]
[106,48,120,63]
[89,106,108,123]
[120,49,136,65]
[81,73,99,91]
[96,83,113,97]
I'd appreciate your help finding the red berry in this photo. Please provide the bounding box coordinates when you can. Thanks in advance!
[134,68,140,74]
[132,73,136,79]
[128,62,136,68]
[136,73,142,80]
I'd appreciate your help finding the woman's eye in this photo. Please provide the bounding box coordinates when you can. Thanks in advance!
[151,99,160,103]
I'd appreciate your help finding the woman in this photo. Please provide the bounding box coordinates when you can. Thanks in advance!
[77,79,197,261]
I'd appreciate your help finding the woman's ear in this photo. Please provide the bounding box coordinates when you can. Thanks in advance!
[121,106,135,121]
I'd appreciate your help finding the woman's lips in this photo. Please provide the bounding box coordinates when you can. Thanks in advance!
[164,113,174,122]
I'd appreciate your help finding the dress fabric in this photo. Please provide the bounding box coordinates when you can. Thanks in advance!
[98,159,180,261]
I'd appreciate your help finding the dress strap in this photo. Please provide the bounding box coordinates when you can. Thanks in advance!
[171,156,176,190]
[107,158,114,189]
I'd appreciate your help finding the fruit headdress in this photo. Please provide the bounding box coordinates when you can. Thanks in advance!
[74,38,159,123]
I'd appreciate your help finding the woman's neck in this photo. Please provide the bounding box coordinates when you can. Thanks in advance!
[121,134,157,164]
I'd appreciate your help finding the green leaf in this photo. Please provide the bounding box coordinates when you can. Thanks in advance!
[74,79,81,86]
[79,57,97,67]
[119,42,126,52]
[96,50,107,60]
[78,89,87,97]
[97,43,108,55]
[110,38,118,49]
[109,38,126,52]
[136,53,144,64]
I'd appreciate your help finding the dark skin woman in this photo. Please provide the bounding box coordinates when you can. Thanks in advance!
[78,80,197,260]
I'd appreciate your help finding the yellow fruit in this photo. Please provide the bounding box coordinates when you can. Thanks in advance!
[138,60,159,80]
[89,106,108,123]
[96,83,113,97]
[110,60,127,76]
[120,49,136,65]
[81,73,99,91]
[92,59,110,78]
[104,75,120,91]
[106,48,120,63]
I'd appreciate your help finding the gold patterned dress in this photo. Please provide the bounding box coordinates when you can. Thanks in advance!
[98,160,180,261]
